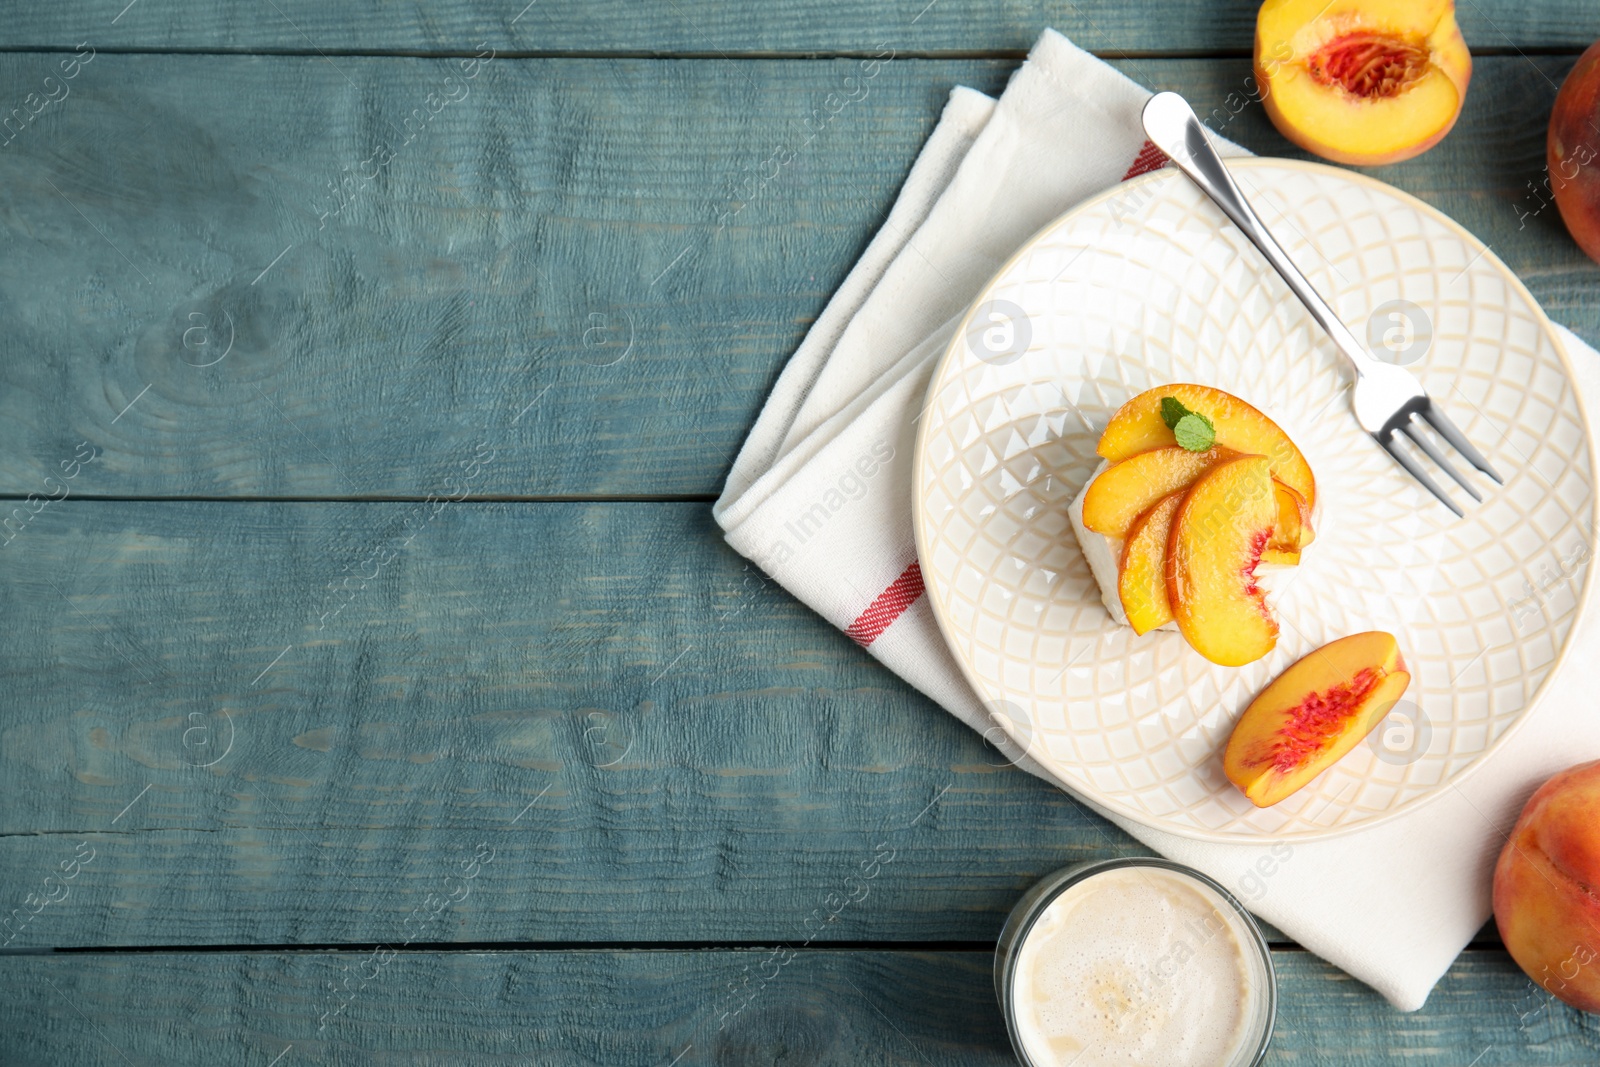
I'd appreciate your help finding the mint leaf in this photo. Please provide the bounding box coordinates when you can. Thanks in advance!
[1159,396,1191,430]
[1173,412,1216,452]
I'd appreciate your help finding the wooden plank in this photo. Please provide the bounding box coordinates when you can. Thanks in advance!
[0,498,1156,948]
[0,54,1593,498]
[6,1,1598,55]
[0,53,1005,500]
[0,948,1591,1065]
[0,499,1507,949]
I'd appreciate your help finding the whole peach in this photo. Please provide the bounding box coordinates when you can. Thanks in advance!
[1492,759,1600,1012]
[1550,41,1600,265]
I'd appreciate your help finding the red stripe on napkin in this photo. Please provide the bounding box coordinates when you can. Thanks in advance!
[855,139,1161,651]
[847,561,924,647]
[1121,139,1169,181]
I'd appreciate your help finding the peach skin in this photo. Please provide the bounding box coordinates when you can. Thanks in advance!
[1549,40,1600,266]
[1493,759,1600,1013]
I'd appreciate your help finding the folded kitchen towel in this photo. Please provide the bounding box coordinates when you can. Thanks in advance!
[713,28,1600,1011]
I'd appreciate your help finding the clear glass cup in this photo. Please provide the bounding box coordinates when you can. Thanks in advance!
[994,857,1276,1067]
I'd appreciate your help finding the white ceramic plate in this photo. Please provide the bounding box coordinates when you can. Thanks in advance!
[913,158,1596,841]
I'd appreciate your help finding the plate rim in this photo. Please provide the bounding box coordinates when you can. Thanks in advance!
[911,155,1600,843]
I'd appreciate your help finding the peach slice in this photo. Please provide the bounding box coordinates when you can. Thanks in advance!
[1261,480,1315,566]
[1165,455,1280,667]
[1256,0,1471,166]
[1118,492,1183,635]
[1097,384,1315,509]
[1224,631,1411,807]
[1080,445,1233,540]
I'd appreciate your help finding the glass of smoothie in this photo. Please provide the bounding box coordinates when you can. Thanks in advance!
[995,857,1276,1067]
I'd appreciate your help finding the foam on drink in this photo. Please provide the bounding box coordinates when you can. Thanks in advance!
[1009,866,1262,1067]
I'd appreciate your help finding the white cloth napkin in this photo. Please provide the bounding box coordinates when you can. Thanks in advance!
[713,28,1600,1011]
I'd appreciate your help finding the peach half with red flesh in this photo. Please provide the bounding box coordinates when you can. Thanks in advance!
[1165,455,1281,667]
[1224,631,1411,807]
[1255,0,1471,166]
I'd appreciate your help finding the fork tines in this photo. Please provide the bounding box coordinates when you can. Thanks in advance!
[1376,399,1504,518]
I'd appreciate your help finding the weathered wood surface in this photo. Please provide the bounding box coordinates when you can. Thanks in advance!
[5,0,1597,55]
[0,54,1594,499]
[1,949,1594,1066]
[0,498,1160,948]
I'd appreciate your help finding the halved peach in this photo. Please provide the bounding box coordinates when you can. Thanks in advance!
[1256,0,1471,166]
[1081,445,1233,540]
[1097,384,1315,509]
[1165,455,1280,667]
[1224,631,1411,807]
[1261,480,1314,566]
[1118,492,1183,635]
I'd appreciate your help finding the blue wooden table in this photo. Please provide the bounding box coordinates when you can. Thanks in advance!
[2,2,1599,1063]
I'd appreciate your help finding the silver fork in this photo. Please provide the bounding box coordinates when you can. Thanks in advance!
[1140,91,1502,517]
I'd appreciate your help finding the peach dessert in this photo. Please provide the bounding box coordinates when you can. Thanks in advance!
[1068,385,1315,665]
[1223,632,1411,806]
[1255,0,1471,166]
[1493,759,1600,1012]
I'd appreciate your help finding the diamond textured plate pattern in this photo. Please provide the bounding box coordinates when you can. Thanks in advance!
[913,159,1596,841]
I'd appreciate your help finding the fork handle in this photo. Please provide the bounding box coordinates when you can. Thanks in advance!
[1141,92,1382,379]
